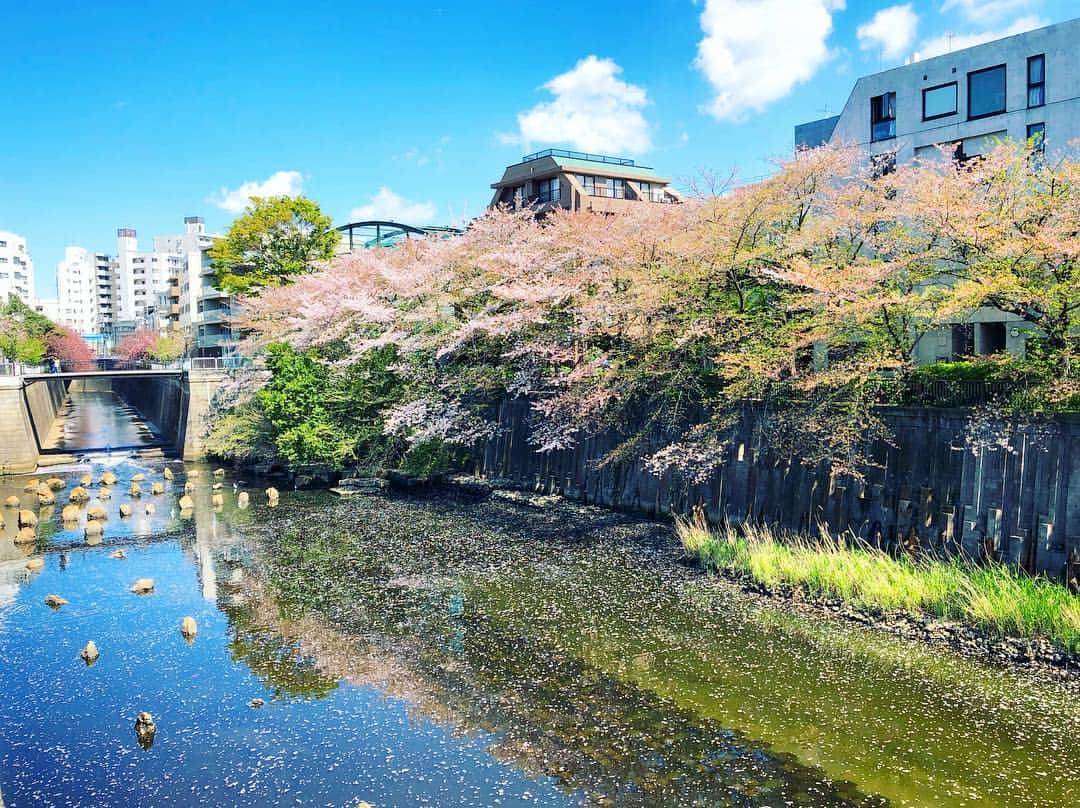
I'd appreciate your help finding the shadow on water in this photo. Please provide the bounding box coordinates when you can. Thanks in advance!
[1,468,1080,806]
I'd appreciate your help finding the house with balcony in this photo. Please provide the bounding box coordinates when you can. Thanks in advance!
[793,17,1079,365]
[489,149,680,213]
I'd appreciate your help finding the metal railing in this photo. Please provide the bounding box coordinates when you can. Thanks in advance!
[903,379,1020,408]
[188,356,249,371]
[520,148,642,167]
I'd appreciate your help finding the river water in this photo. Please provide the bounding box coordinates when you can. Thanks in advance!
[1,392,1079,806]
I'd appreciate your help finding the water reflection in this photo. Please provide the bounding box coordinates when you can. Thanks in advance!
[1,474,1079,806]
[41,380,161,452]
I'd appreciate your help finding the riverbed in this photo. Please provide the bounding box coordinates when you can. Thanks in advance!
[1,457,1079,807]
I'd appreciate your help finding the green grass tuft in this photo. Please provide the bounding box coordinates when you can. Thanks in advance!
[676,514,1080,653]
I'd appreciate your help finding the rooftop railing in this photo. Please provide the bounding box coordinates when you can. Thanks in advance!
[520,148,643,167]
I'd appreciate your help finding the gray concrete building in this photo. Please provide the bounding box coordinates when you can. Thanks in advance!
[794,18,1079,364]
[796,18,1079,165]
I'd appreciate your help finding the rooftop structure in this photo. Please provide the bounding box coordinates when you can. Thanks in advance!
[490,150,680,213]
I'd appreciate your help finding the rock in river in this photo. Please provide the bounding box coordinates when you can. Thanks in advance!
[3,495,19,508]
[18,510,37,528]
[44,594,68,609]
[69,487,90,504]
[130,578,155,595]
[15,527,36,545]
[80,641,100,664]
[180,616,198,639]
[134,712,156,750]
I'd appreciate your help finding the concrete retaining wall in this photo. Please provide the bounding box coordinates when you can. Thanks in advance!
[0,377,69,473]
[478,399,1080,577]
[111,376,187,448]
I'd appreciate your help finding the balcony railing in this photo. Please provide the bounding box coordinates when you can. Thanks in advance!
[588,186,626,199]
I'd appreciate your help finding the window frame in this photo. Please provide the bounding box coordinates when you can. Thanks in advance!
[922,81,958,121]
[1027,54,1045,109]
[1026,122,1045,153]
[967,63,1007,121]
[870,91,897,143]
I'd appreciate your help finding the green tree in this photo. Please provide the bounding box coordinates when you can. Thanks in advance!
[210,196,337,294]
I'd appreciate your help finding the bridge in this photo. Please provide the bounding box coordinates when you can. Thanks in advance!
[0,359,238,473]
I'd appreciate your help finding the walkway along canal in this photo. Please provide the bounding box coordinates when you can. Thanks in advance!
[1,453,1079,806]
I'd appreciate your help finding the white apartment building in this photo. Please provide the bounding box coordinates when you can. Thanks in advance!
[110,216,232,354]
[114,227,184,327]
[32,299,60,322]
[55,247,98,335]
[0,231,35,305]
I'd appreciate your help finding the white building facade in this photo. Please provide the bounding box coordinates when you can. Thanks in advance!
[55,247,99,335]
[0,231,35,305]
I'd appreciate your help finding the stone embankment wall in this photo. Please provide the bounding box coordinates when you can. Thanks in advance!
[478,399,1080,576]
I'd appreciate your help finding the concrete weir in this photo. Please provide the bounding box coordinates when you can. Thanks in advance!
[0,369,227,472]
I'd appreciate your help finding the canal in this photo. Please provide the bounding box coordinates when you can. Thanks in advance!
[39,380,161,453]
[0,391,1078,806]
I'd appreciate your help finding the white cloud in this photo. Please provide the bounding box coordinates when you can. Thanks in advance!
[695,0,845,121]
[857,4,919,60]
[349,187,437,224]
[917,15,1044,59]
[208,170,304,214]
[940,0,1035,24]
[500,55,652,155]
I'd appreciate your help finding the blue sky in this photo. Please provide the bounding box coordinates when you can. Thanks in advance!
[1,0,1074,294]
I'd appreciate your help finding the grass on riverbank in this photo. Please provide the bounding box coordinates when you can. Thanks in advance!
[677,515,1080,653]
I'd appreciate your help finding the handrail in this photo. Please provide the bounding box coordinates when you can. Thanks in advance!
[520,148,645,168]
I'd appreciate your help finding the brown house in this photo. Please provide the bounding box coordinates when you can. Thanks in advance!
[489,149,680,213]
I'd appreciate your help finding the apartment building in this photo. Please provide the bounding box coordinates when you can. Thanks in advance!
[92,252,117,335]
[0,231,35,305]
[159,216,235,356]
[490,149,680,213]
[794,18,1079,364]
[55,247,99,335]
[107,217,233,355]
[795,18,1079,166]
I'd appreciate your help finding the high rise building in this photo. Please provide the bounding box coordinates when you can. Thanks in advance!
[55,247,98,335]
[114,226,184,328]
[0,231,35,305]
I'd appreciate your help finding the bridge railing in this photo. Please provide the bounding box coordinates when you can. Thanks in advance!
[3,356,252,376]
[187,357,250,371]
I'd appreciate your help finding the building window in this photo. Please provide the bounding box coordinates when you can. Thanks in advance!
[1027,54,1045,108]
[537,177,561,203]
[870,92,896,142]
[1027,122,1045,153]
[922,82,957,120]
[967,64,1006,120]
